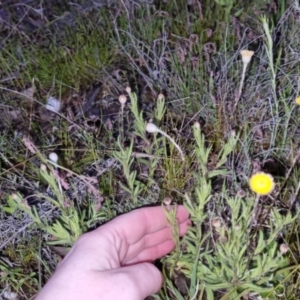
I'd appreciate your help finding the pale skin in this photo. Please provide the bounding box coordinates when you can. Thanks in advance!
[37,206,190,300]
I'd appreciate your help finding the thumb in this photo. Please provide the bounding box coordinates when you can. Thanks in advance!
[109,263,163,300]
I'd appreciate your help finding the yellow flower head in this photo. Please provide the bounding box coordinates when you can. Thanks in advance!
[240,50,254,65]
[249,172,274,195]
[295,96,300,105]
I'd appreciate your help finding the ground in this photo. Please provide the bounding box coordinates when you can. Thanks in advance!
[1,0,300,299]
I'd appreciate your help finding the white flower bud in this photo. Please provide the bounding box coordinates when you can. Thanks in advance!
[237,190,246,198]
[212,218,221,228]
[157,93,164,101]
[11,193,19,200]
[49,152,58,163]
[234,224,241,231]
[163,197,172,205]
[125,86,131,94]
[40,164,47,171]
[279,243,289,254]
[146,122,159,133]
[194,121,200,129]
[119,94,127,105]
[230,129,236,137]
[163,197,172,211]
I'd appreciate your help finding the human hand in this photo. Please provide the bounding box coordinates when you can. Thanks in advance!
[37,205,190,300]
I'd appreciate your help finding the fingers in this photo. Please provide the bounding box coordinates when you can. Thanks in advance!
[105,205,190,261]
[107,205,189,245]
[122,218,191,264]
[124,239,176,265]
[107,263,163,300]
[72,205,190,270]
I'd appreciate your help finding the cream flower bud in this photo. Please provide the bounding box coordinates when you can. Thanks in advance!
[163,197,172,205]
[11,193,19,200]
[146,122,159,133]
[49,152,58,163]
[212,218,221,228]
[234,224,241,231]
[194,121,200,129]
[240,50,254,65]
[230,129,236,137]
[279,243,289,254]
[157,93,164,101]
[237,190,246,198]
[125,86,131,94]
[40,164,47,171]
[119,94,127,105]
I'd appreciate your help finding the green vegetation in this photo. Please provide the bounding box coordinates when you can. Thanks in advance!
[1,0,300,298]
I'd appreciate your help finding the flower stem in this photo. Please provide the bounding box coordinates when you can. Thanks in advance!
[156,128,185,161]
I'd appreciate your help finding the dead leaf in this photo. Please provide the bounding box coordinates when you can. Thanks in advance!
[94,195,104,211]
[22,136,37,154]
[7,109,21,121]
[39,106,54,122]
[52,170,70,190]
[21,86,35,100]
[79,175,103,205]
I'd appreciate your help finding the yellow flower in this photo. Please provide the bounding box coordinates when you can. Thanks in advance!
[240,50,254,65]
[295,96,300,105]
[249,172,274,195]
